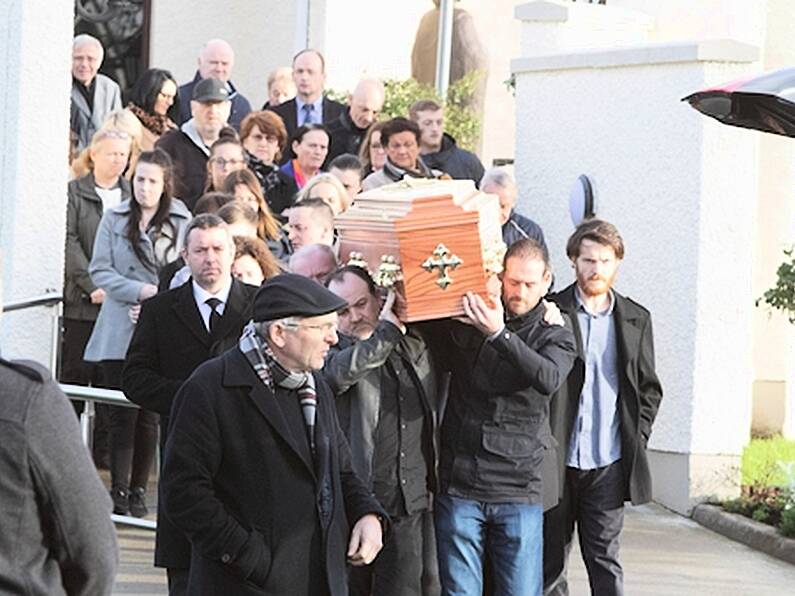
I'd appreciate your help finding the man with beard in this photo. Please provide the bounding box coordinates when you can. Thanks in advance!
[431,239,577,595]
[324,266,441,596]
[543,219,663,596]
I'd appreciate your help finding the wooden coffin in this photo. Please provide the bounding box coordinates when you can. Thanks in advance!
[335,178,506,322]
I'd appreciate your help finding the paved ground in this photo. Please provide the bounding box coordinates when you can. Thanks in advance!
[567,503,795,595]
[112,502,795,595]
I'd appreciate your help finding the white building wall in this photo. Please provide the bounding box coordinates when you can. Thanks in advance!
[0,0,73,367]
[512,1,760,511]
[150,2,299,110]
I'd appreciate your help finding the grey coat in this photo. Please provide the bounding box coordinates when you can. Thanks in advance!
[70,74,122,152]
[64,173,131,321]
[84,198,191,362]
[0,357,117,595]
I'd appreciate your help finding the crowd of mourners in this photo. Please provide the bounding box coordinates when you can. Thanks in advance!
[0,32,662,596]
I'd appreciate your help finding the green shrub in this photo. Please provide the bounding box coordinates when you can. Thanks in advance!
[741,436,795,487]
[757,247,795,323]
[781,506,795,537]
[752,507,770,523]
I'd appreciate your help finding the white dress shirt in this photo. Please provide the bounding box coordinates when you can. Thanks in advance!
[192,278,232,332]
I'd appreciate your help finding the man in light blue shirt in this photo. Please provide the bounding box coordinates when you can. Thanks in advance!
[544,219,663,596]
[266,49,345,157]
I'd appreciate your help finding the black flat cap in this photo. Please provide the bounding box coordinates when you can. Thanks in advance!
[192,77,230,102]
[253,273,348,322]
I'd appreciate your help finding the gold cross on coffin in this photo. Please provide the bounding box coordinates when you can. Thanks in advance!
[421,243,463,290]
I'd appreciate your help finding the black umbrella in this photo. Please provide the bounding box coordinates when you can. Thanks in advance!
[682,67,795,138]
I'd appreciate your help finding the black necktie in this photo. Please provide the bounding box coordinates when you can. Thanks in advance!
[205,297,222,335]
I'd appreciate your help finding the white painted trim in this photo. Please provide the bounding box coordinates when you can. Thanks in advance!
[294,0,310,53]
[512,39,759,73]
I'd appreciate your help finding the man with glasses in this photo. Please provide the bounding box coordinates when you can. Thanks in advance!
[161,273,386,596]
[70,34,122,154]
[362,118,445,191]
[156,78,232,211]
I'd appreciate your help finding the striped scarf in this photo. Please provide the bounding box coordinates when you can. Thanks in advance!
[239,322,318,452]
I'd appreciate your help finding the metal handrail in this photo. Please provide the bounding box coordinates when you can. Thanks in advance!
[62,383,157,531]
[2,291,63,373]
[3,291,63,313]
[3,294,155,530]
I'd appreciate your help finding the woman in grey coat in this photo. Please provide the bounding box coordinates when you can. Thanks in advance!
[85,148,190,517]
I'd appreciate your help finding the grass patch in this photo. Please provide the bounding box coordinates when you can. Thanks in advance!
[742,436,795,487]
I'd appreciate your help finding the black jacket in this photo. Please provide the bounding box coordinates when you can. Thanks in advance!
[121,277,257,568]
[155,128,207,212]
[325,108,368,163]
[64,172,131,321]
[177,72,252,130]
[246,151,299,219]
[323,322,440,495]
[431,304,577,506]
[266,96,346,163]
[161,347,386,596]
[549,284,663,505]
[421,132,485,185]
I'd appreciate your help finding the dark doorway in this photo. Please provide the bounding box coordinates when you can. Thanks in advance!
[74,0,150,93]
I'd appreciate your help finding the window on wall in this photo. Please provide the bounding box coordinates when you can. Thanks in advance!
[74,0,150,93]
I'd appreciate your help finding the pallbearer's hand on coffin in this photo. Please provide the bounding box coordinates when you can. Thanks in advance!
[379,290,407,334]
[542,300,565,327]
[462,291,504,336]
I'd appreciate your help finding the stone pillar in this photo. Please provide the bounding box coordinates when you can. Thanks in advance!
[0,0,74,367]
[512,1,760,513]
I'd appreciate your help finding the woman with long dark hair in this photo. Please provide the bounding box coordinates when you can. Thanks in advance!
[84,148,190,517]
[126,68,179,150]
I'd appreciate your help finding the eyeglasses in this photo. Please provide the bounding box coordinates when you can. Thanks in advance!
[210,157,245,168]
[282,321,338,334]
[101,130,131,140]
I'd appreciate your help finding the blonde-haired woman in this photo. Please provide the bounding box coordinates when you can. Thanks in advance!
[71,109,143,180]
[296,172,351,215]
[63,127,132,465]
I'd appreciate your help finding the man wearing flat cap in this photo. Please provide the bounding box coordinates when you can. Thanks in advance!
[156,77,232,212]
[161,273,387,596]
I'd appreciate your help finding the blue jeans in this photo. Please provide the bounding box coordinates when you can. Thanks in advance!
[435,494,543,596]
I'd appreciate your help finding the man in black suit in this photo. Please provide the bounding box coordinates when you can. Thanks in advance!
[266,49,345,161]
[543,219,663,596]
[161,274,386,595]
[122,213,257,595]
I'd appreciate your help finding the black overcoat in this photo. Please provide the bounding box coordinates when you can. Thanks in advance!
[121,277,257,568]
[161,347,386,596]
[549,284,664,505]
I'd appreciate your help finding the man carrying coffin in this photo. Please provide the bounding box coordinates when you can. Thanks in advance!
[430,239,578,595]
[324,265,442,596]
[161,274,387,595]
